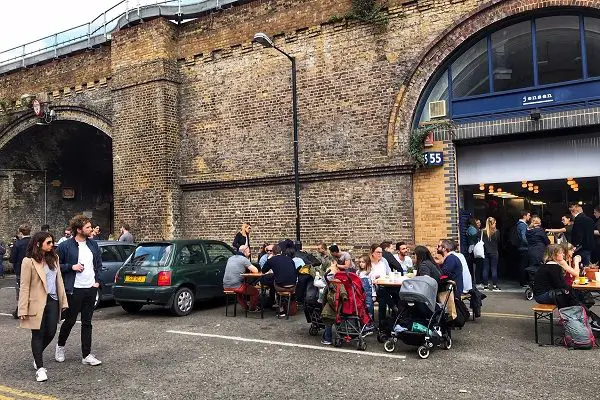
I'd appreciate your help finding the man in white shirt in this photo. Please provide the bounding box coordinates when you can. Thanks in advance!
[451,242,473,293]
[56,215,103,366]
[393,242,413,273]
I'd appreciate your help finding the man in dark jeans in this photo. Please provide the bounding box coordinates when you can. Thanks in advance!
[570,203,596,267]
[10,224,32,319]
[56,215,103,366]
[516,210,531,287]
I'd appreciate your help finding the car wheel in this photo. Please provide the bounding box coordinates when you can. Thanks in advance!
[120,302,143,314]
[170,287,195,316]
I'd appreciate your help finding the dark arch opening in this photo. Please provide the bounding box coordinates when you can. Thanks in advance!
[0,120,113,241]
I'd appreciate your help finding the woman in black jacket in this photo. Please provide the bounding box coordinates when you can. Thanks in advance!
[232,223,251,255]
[526,216,550,270]
[533,244,575,308]
[414,245,441,284]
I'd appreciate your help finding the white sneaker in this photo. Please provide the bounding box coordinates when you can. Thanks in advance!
[55,345,65,363]
[82,354,102,366]
[36,367,47,382]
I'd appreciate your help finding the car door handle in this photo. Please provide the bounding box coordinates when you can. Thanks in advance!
[100,267,108,271]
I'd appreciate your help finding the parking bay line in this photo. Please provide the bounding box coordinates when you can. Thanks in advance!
[0,384,58,400]
[167,330,407,359]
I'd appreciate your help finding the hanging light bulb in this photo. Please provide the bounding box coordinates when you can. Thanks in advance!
[528,182,534,187]
[567,179,575,185]
[479,183,485,190]
[497,188,503,192]
[534,185,539,191]
[574,187,579,192]
[521,180,528,184]
[528,186,534,191]
[534,189,539,194]
[521,182,528,188]
[489,185,494,191]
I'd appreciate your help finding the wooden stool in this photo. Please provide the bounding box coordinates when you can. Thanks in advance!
[276,290,295,320]
[224,290,237,317]
[532,304,557,345]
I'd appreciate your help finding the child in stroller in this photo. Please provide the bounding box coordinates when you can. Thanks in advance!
[320,270,374,350]
[382,275,453,359]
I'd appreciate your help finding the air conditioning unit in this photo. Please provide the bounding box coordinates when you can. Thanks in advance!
[428,100,447,120]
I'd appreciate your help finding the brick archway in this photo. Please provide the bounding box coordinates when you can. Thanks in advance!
[388,0,600,146]
[0,105,112,150]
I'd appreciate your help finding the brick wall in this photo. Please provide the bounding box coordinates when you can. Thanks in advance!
[111,18,181,241]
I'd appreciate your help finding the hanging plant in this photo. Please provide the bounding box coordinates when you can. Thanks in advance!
[409,121,455,167]
[330,0,388,27]
[349,0,388,26]
[0,99,10,123]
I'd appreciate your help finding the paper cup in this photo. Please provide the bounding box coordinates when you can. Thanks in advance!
[578,276,587,284]
[595,272,600,282]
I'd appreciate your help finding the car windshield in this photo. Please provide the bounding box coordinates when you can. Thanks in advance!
[126,244,173,267]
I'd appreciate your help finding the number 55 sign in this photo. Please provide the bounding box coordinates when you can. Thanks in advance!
[423,152,443,166]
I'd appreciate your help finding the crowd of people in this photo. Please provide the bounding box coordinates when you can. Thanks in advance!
[225,224,474,344]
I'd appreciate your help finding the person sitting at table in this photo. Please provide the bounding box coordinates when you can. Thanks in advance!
[413,245,441,284]
[533,244,576,308]
[437,239,464,297]
[368,244,396,328]
[262,244,298,319]
[222,245,260,312]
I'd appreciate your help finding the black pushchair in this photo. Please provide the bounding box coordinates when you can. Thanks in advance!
[304,282,325,336]
[383,276,453,359]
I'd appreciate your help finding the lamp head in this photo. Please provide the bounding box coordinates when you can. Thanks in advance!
[253,32,275,48]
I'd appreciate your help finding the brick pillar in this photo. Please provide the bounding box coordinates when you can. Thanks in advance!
[111,18,180,240]
[413,133,459,251]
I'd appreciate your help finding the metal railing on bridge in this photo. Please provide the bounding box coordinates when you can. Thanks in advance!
[0,0,237,74]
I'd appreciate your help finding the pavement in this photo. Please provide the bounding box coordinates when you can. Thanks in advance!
[0,275,597,400]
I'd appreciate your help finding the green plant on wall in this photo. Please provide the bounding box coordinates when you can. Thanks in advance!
[330,0,388,26]
[409,121,454,167]
[0,99,10,123]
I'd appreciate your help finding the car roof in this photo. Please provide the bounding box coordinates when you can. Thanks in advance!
[134,239,231,246]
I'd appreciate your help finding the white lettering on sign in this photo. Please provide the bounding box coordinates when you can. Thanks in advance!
[522,92,554,106]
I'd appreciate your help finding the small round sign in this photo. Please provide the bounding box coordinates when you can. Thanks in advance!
[32,99,42,116]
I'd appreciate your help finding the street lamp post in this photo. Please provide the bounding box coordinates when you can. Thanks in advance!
[253,32,301,243]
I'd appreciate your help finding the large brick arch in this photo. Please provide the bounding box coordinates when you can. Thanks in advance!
[388,0,600,145]
[0,105,112,150]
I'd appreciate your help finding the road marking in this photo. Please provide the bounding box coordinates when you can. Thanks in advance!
[0,384,58,400]
[167,330,407,359]
[481,312,532,320]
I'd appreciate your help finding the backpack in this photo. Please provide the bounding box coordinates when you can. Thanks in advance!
[558,305,596,350]
[509,224,521,248]
[449,297,470,328]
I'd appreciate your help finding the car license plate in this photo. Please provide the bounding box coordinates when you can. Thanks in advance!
[124,275,146,283]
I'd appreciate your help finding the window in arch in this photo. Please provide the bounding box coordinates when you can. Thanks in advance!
[536,16,582,84]
[585,17,600,77]
[419,70,448,123]
[451,38,489,98]
[491,21,533,91]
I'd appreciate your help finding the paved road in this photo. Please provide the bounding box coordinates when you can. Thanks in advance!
[0,276,596,400]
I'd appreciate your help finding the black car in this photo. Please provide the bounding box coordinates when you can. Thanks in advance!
[96,240,137,307]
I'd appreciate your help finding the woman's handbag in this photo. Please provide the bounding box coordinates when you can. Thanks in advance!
[473,232,485,259]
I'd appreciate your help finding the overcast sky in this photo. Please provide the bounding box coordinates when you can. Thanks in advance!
[0,0,123,52]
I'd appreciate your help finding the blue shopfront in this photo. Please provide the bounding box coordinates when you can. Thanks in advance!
[415,10,600,281]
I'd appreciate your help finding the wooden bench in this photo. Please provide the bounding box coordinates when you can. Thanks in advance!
[460,293,476,321]
[275,290,295,320]
[532,304,557,345]
[224,290,238,317]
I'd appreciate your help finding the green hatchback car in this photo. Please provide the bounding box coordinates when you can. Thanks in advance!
[112,240,236,316]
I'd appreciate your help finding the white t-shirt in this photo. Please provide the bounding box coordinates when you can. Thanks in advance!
[452,251,473,293]
[369,258,391,296]
[393,254,413,273]
[74,240,95,289]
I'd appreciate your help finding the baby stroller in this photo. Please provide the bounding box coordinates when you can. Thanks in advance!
[524,266,539,301]
[323,271,372,350]
[383,276,453,359]
[304,280,325,336]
